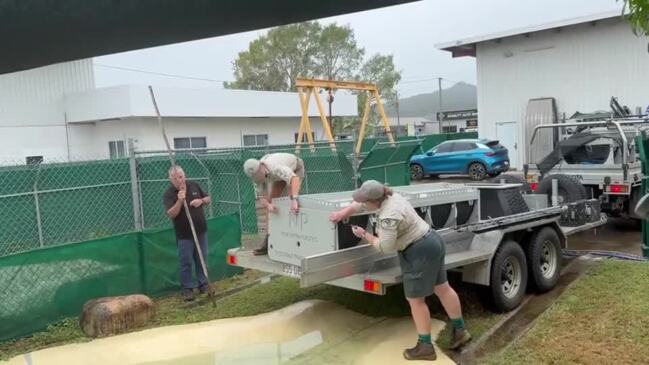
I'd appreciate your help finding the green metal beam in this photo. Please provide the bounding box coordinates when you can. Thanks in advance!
[0,0,419,74]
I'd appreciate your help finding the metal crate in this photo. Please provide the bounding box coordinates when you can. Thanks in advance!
[268,184,480,266]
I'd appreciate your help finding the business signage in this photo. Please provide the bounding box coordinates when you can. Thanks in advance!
[438,109,478,121]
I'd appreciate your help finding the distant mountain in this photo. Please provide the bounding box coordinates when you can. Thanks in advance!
[387,82,477,120]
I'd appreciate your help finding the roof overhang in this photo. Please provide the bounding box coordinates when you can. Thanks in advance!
[0,0,419,75]
[436,10,623,58]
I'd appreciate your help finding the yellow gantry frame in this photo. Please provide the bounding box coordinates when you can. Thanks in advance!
[295,78,395,155]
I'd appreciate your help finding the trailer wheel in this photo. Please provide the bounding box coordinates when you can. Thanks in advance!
[525,227,562,292]
[536,174,587,205]
[488,240,528,312]
[410,164,424,181]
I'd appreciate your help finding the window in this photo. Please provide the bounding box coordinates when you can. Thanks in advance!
[442,125,458,133]
[243,134,269,147]
[26,156,43,165]
[108,141,126,159]
[436,143,454,153]
[452,142,477,152]
[173,137,207,150]
[294,132,316,143]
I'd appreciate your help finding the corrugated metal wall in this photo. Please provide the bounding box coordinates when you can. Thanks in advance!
[477,18,649,169]
[0,60,95,162]
[0,59,95,126]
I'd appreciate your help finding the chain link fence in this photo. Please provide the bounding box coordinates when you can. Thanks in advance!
[0,133,476,258]
[0,158,136,256]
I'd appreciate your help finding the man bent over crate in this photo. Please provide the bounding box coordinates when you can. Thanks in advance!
[243,153,304,255]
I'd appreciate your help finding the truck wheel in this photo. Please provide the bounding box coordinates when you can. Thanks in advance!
[525,227,562,292]
[410,164,424,181]
[536,174,587,204]
[488,240,528,312]
[488,174,532,193]
[468,162,487,180]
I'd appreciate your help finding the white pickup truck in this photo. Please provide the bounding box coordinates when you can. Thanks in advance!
[525,118,648,219]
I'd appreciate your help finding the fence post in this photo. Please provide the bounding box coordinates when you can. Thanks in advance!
[129,139,143,231]
[32,162,44,247]
[192,152,213,218]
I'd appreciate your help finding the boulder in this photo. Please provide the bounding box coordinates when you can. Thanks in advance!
[79,294,156,338]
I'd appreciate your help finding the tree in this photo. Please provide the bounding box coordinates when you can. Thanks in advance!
[315,24,364,81]
[224,22,321,91]
[622,0,649,35]
[224,22,365,92]
[225,21,401,139]
[355,54,402,136]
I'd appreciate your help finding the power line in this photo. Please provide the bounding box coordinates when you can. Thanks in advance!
[94,63,231,83]
[398,76,461,85]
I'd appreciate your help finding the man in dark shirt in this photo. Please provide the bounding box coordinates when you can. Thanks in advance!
[163,165,212,302]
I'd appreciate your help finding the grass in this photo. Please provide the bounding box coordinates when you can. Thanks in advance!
[0,269,501,361]
[482,260,649,365]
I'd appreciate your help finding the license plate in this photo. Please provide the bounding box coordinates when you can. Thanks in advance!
[281,263,303,278]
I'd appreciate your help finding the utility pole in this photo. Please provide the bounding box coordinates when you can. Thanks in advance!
[437,77,444,133]
[327,88,334,139]
[395,90,401,136]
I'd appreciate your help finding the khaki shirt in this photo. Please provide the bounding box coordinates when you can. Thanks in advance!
[255,153,300,197]
[373,194,430,254]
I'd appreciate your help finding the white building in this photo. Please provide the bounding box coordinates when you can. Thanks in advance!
[0,60,357,163]
[437,11,649,169]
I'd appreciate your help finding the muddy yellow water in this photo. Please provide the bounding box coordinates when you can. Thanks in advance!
[6,300,454,364]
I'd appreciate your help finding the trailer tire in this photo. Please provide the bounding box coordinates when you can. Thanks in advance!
[488,240,528,312]
[536,174,587,205]
[525,227,562,293]
[488,174,532,193]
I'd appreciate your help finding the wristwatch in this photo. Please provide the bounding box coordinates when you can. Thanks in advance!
[289,195,298,201]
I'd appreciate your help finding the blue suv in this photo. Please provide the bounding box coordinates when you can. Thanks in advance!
[410,139,509,180]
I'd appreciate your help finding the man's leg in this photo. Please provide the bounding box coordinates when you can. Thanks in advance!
[176,238,195,301]
[403,297,437,361]
[434,282,471,350]
[193,232,209,293]
[254,181,286,255]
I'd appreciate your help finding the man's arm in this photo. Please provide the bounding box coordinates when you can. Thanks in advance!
[289,176,301,198]
[329,202,364,223]
[197,182,211,206]
[166,197,183,219]
[165,189,185,218]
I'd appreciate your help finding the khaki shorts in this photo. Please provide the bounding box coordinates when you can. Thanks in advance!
[398,230,447,298]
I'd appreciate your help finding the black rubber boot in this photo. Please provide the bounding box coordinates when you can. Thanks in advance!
[182,289,195,302]
[403,342,437,361]
[198,284,210,295]
[253,234,269,256]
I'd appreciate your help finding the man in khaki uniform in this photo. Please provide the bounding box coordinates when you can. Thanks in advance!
[243,152,305,255]
[329,180,471,360]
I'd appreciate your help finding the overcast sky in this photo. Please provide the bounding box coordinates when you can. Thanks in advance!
[94,0,624,97]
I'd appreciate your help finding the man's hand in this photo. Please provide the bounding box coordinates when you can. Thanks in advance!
[177,189,186,202]
[189,199,203,208]
[351,225,366,239]
[329,211,345,223]
[267,203,277,213]
[290,199,299,214]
